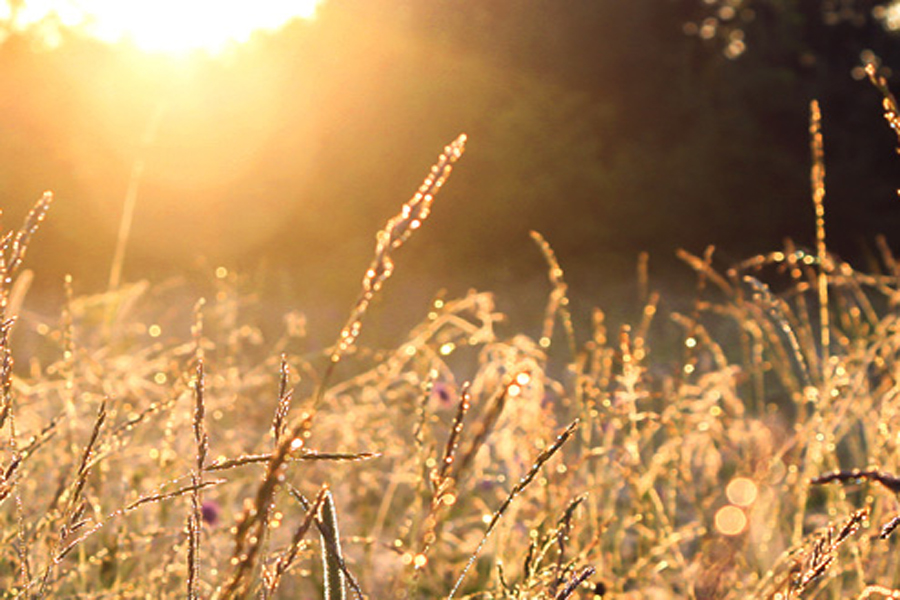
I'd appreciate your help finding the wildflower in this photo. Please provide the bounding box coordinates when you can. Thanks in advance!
[201,500,221,527]
[431,381,455,406]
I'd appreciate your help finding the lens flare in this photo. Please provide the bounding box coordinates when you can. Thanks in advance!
[0,1,323,54]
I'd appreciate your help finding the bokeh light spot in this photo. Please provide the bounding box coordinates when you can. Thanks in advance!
[726,477,758,507]
[715,505,748,536]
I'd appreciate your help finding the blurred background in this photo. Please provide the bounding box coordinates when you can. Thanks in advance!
[1,0,899,343]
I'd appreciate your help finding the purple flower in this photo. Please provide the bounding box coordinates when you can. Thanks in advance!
[201,500,221,527]
[431,382,455,407]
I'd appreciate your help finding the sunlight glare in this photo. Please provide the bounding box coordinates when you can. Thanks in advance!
[1,0,323,54]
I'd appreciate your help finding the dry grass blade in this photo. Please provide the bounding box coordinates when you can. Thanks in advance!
[219,408,314,599]
[289,486,364,600]
[436,382,471,485]
[859,586,900,599]
[413,384,473,582]
[743,275,814,389]
[55,478,215,562]
[677,247,734,296]
[65,401,107,531]
[880,515,900,540]
[328,134,467,369]
[455,377,515,480]
[520,536,539,589]
[0,452,22,495]
[295,451,381,462]
[530,230,576,359]
[125,480,224,512]
[549,494,587,596]
[319,490,346,600]
[272,356,292,444]
[875,234,899,277]
[18,415,59,459]
[811,469,900,493]
[30,476,227,592]
[757,508,868,599]
[812,468,900,541]
[809,99,830,364]
[188,360,210,600]
[262,485,329,598]
[796,509,867,593]
[8,418,29,589]
[2,192,53,301]
[206,451,380,472]
[0,318,15,432]
[109,395,175,440]
[448,419,580,600]
[554,566,596,600]
[35,399,107,596]
[865,62,900,151]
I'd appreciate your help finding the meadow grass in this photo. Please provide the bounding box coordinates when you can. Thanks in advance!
[2,76,900,600]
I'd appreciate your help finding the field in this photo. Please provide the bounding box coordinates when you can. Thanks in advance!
[0,70,900,600]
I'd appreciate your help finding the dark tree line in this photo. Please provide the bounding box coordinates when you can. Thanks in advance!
[0,0,898,321]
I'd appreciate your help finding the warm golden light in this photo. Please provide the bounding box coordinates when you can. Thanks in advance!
[714,505,748,536]
[1,1,323,54]
[875,1,900,30]
[726,477,758,507]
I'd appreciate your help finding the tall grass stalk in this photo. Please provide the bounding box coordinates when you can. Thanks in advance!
[318,134,467,402]
[809,99,830,368]
[448,419,579,599]
[4,72,900,599]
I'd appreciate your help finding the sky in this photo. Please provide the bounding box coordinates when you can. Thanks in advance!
[1,0,323,53]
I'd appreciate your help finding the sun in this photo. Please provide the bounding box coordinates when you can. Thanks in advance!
[1,0,323,54]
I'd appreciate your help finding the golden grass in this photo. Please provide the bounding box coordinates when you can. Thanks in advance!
[1,73,900,598]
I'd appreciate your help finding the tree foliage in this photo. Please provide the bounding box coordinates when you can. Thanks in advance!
[0,0,898,313]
